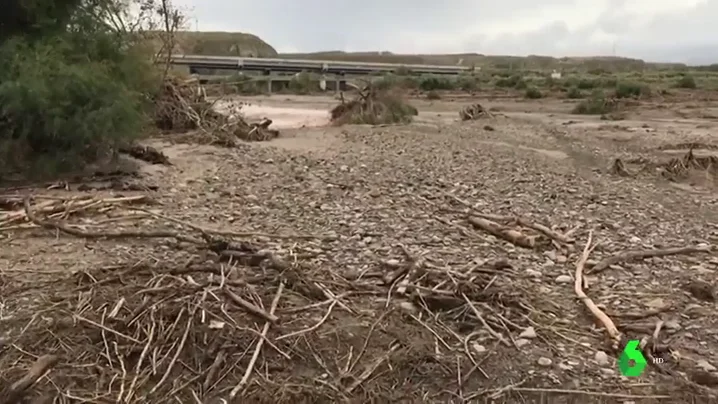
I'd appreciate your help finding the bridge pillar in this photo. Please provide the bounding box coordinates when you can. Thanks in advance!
[263,69,272,94]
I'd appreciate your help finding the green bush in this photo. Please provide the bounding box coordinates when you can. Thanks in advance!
[288,72,318,94]
[514,79,528,90]
[525,87,543,99]
[495,75,522,88]
[374,74,419,90]
[572,91,614,115]
[419,76,455,91]
[0,35,153,175]
[615,82,647,98]
[566,87,583,99]
[0,2,158,177]
[456,74,478,91]
[426,90,441,100]
[676,75,697,89]
[577,78,597,89]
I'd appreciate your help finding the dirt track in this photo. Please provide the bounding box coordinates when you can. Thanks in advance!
[2,93,718,403]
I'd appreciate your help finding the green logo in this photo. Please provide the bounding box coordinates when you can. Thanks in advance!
[618,339,647,377]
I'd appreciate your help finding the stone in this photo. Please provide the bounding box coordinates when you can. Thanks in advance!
[519,326,537,339]
[555,275,572,284]
[537,357,552,367]
[594,351,610,366]
[525,269,542,277]
[515,339,531,348]
[697,359,717,372]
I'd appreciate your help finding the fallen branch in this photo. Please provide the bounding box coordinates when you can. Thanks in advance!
[468,217,537,248]
[223,288,279,323]
[0,354,59,404]
[589,245,711,273]
[23,197,202,245]
[574,231,621,346]
[229,282,285,398]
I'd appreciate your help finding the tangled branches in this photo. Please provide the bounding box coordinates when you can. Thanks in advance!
[152,76,279,146]
[330,84,417,126]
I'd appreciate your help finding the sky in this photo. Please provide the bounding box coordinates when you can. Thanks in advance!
[173,0,718,64]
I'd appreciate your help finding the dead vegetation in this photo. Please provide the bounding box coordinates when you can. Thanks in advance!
[610,148,718,186]
[0,179,716,403]
[459,103,492,121]
[330,85,417,126]
[152,76,278,146]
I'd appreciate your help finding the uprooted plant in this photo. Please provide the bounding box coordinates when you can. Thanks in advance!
[330,82,418,126]
[151,75,278,146]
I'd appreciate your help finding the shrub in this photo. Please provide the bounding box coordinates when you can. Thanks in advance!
[566,87,583,99]
[0,33,153,175]
[288,72,318,94]
[0,0,163,178]
[419,76,455,91]
[456,74,478,91]
[572,91,614,115]
[495,75,522,88]
[514,79,528,90]
[615,82,647,98]
[676,75,697,89]
[330,88,417,125]
[525,87,543,99]
[577,78,597,89]
[426,90,441,100]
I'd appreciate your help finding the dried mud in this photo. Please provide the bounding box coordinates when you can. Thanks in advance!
[2,94,718,404]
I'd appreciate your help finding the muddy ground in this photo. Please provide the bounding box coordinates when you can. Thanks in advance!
[2,92,718,403]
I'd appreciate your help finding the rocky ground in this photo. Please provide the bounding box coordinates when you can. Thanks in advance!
[2,93,718,403]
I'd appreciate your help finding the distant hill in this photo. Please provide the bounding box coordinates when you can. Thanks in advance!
[278,51,688,71]
[171,31,277,57]
[165,33,696,71]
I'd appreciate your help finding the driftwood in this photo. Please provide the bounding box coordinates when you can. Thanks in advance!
[589,245,711,273]
[119,144,171,165]
[459,103,492,121]
[0,355,59,404]
[574,232,621,346]
[468,216,537,248]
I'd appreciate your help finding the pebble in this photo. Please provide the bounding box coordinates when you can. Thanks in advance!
[398,301,418,314]
[555,275,572,284]
[519,326,537,339]
[594,351,610,366]
[525,269,542,277]
[537,357,552,367]
[697,360,717,372]
[472,343,487,354]
[515,338,531,348]
[665,319,682,331]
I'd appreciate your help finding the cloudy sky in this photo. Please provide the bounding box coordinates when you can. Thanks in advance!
[174,0,717,64]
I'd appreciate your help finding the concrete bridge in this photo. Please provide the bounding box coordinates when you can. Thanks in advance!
[170,54,473,76]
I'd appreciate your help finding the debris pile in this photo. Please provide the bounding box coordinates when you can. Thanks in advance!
[330,85,417,126]
[152,76,279,146]
[662,148,718,181]
[459,103,492,121]
[610,148,718,186]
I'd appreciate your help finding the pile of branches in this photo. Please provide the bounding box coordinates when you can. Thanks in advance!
[459,103,492,121]
[610,149,718,185]
[151,76,279,146]
[330,83,417,126]
[0,196,535,403]
[1,195,715,402]
[662,148,718,180]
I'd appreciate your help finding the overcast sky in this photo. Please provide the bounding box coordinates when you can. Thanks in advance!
[174,0,717,64]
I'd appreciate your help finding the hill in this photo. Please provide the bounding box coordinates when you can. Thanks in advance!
[278,51,688,72]
[172,31,277,57]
